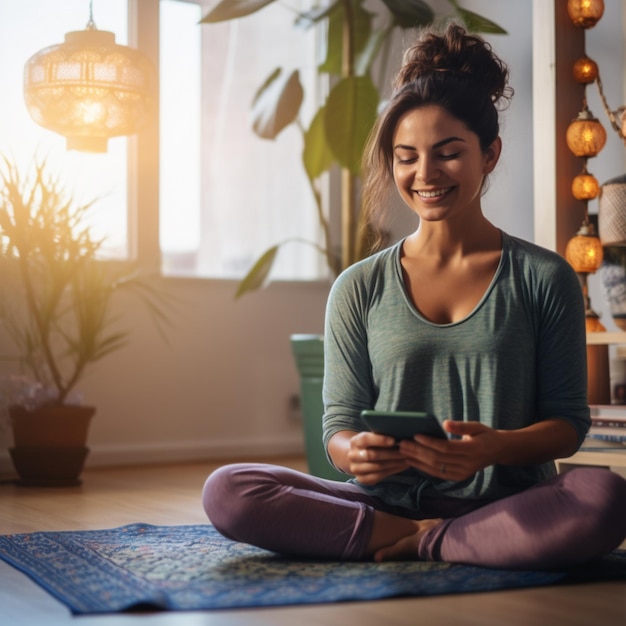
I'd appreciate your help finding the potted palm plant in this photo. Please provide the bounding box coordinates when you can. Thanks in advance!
[0,156,167,485]
[202,0,506,478]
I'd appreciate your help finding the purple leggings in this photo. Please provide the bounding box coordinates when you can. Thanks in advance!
[202,463,626,570]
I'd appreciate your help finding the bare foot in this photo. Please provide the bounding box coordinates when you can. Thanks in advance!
[373,518,443,562]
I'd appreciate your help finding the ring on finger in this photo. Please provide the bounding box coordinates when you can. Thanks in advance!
[440,463,446,474]
[360,449,367,460]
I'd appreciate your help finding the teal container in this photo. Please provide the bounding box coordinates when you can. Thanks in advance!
[290,334,345,481]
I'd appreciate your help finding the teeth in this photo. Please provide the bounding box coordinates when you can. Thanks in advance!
[418,188,451,198]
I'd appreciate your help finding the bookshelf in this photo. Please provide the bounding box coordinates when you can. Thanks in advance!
[557,445,626,477]
[557,406,626,477]
[558,446,626,470]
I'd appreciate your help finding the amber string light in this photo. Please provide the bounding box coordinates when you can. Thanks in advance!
[564,0,608,331]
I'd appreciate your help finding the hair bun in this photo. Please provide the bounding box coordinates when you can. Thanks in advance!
[394,23,512,107]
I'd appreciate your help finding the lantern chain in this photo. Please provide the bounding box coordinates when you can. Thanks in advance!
[594,70,625,143]
[86,0,96,30]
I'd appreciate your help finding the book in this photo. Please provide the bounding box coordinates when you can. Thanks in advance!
[586,425,626,444]
[591,417,626,429]
[589,404,626,421]
[582,406,626,443]
[580,437,626,451]
[586,433,626,444]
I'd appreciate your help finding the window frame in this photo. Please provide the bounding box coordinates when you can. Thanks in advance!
[129,0,161,271]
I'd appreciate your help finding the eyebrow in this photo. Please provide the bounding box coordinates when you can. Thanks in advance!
[393,136,466,151]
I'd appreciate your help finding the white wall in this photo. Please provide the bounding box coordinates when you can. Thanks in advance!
[475,0,535,241]
[1,1,593,475]
[0,279,330,474]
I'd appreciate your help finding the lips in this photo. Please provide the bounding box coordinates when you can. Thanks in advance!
[416,186,454,199]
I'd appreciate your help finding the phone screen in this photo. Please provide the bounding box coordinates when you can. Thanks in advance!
[360,410,447,440]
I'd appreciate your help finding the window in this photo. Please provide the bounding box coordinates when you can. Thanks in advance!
[0,0,324,281]
[0,0,129,259]
[159,0,325,280]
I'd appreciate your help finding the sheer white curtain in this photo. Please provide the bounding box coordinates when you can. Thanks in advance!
[160,0,325,280]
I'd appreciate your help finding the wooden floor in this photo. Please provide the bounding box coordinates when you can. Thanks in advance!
[1,456,625,626]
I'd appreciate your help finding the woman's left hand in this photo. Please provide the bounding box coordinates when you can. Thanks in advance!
[398,419,500,481]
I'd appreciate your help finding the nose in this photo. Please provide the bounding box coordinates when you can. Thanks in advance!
[416,156,439,183]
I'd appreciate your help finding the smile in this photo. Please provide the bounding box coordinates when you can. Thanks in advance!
[416,186,454,198]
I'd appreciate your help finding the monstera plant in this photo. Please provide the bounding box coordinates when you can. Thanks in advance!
[201,0,506,297]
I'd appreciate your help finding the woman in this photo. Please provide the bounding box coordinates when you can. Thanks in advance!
[203,23,626,569]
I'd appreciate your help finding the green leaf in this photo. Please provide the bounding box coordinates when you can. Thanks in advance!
[200,0,277,23]
[235,245,280,298]
[251,69,304,140]
[381,0,435,28]
[450,5,507,34]
[90,333,130,363]
[303,106,335,182]
[318,1,374,76]
[324,75,379,175]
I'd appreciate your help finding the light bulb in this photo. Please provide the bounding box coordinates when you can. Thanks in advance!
[572,56,599,84]
[565,232,603,274]
[567,0,605,28]
[571,172,600,200]
[566,112,607,157]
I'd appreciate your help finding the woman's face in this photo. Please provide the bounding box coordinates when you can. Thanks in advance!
[391,105,501,224]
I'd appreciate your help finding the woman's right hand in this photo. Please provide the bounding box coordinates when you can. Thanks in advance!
[329,430,409,485]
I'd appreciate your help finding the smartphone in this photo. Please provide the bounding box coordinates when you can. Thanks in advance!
[360,410,447,440]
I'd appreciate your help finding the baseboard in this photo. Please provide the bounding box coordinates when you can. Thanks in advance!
[0,435,305,478]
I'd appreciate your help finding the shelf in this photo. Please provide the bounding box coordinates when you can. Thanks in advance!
[560,448,626,467]
[586,332,626,345]
[557,437,626,471]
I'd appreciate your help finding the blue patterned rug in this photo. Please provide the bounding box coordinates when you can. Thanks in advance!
[0,523,624,615]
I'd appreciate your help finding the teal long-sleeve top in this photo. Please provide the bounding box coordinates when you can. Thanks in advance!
[322,231,590,509]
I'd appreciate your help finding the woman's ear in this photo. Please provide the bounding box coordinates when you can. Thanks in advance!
[483,137,502,174]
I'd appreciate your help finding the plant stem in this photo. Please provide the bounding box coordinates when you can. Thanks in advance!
[17,246,66,399]
[10,168,67,401]
[311,175,341,276]
[296,117,340,276]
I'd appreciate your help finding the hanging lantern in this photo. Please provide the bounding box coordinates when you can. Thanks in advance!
[567,0,605,29]
[571,171,600,200]
[23,18,156,153]
[565,222,604,274]
[566,109,607,157]
[572,56,599,84]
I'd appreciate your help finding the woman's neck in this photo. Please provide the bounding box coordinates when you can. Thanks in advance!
[406,216,501,261]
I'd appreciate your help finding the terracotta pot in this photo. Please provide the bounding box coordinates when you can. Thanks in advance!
[10,404,95,447]
[9,404,95,486]
[9,446,90,487]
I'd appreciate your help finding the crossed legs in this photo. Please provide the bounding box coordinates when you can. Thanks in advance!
[202,463,626,569]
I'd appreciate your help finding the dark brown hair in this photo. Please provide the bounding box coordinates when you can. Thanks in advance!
[360,23,513,250]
